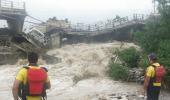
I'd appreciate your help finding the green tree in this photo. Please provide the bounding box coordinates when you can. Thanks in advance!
[133,0,170,88]
[133,0,170,54]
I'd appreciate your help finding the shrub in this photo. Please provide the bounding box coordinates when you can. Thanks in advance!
[108,63,129,81]
[138,54,149,69]
[118,47,140,68]
[157,40,170,67]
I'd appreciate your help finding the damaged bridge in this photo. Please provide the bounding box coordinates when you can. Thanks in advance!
[64,15,145,44]
[0,0,59,64]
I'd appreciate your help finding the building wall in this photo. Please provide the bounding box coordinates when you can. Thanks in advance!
[46,17,71,31]
[50,33,61,48]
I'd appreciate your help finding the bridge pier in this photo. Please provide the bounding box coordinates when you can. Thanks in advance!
[0,0,26,33]
[7,16,25,34]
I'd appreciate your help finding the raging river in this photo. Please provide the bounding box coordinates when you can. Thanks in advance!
[0,42,169,100]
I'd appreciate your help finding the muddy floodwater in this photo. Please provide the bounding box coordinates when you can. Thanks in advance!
[0,42,169,100]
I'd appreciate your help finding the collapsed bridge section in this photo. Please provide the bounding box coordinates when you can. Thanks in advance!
[0,0,57,64]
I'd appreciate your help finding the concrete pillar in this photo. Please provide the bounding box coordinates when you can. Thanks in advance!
[7,16,25,34]
[50,33,61,48]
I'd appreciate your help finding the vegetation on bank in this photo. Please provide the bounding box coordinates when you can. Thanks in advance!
[133,0,170,66]
[108,63,128,81]
[108,47,140,81]
[118,47,140,68]
[133,0,170,88]
[108,0,170,89]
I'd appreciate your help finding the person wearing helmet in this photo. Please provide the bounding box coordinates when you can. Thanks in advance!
[143,53,166,100]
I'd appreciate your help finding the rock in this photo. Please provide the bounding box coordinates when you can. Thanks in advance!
[117,96,122,99]
[128,68,144,83]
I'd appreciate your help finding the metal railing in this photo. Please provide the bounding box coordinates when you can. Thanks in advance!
[72,14,146,32]
[0,0,25,10]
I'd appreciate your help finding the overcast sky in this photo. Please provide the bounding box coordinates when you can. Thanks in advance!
[17,0,154,24]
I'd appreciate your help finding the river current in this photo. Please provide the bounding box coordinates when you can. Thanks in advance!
[0,42,169,100]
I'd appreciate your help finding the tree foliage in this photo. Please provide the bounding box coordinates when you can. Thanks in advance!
[132,0,170,89]
[133,0,170,67]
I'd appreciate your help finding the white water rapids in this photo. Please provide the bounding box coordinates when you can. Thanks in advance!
[0,42,169,100]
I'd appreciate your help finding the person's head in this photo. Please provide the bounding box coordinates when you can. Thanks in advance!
[28,52,39,64]
[148,53,157,63]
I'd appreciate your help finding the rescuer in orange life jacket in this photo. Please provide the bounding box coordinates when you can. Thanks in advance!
[143,53,166,100]
[12,52,51,100]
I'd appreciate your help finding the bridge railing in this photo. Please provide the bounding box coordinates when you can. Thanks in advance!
[72,14,146,32]
[0,0,25,10]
